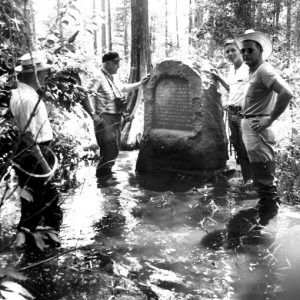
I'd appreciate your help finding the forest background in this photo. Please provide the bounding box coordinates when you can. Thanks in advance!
[0,0,300,204]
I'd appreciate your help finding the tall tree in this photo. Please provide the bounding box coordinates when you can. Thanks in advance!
[23,0,36,50]
[175,0,179,49]
[286,0,291,65]
[92,0,98,53]
[121,0,151,147]
[123,0,129,60]
[165,0,168,56]
[274,0,281,26]
[107,0,112,51]
[296,1,300,55]
[188,0,193,45]
[256,0,263,28]
[101,0,107,53]
[56,0,64,48]
[127,0,151,107]
[114,0,130,61]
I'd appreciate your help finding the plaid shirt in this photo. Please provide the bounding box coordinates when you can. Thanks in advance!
[87,68,123,115]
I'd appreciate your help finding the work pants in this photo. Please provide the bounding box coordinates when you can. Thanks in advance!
[228,111,251,182]
[14,141,63,232]
[241,116,280,225]
[93,113,122,178]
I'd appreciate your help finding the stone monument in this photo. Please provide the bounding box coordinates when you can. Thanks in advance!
[136,59,228,175]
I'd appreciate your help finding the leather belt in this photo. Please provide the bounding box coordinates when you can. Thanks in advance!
[38,140,52,147]
[227,105,242,114]
[241,114,270,119]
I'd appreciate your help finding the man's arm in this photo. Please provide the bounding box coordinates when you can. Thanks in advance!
[22,131,51,174]
[81,93,95,118]
[269,80,294,122]
[254,80,294,131]
[210,69,230,92]
[120,74,150,93]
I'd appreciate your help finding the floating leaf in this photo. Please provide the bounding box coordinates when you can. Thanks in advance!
[46,232,61,244]
[0,268,27,281]
[32,232,47,251]
[0,281,34,299]
[20,188,33,202]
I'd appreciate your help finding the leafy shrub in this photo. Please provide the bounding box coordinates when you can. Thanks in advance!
[276,141,300,204]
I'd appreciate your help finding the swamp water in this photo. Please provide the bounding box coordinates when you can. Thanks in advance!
[1,150,300,300]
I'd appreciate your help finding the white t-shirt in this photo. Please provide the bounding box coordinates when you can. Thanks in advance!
[243,61,282,115]
[10,82,53,143]
[226,63,249,107]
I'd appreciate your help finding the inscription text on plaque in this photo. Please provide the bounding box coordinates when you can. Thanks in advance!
[153,77,193,131]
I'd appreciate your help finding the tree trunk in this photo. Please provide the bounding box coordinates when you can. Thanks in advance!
[175,0,179,49]
[165,0,168,57]
[121,0,151,149]
[286,0,291,65]
[123,0,129,61]
[107,0,112,51]
[188,0,193,45]
[274,0,281,26]
[23,0,36,50]
[256,0,263,28]
[93,0,98,53]
[101,0,107,53]
[194,2,204,28]
[57,0,64,48]
[150,15,156,56]
[296,1,300,55]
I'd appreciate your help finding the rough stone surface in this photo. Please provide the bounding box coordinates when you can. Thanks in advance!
[136,59,228,175]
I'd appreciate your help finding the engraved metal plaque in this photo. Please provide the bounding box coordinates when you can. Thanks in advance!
[153,77,193,131]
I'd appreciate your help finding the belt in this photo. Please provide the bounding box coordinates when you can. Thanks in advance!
[38,140,52,147]
[227,105,242,114]
[241,114,270,119]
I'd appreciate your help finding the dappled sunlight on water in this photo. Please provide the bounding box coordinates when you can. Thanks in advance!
[60,165,106,248]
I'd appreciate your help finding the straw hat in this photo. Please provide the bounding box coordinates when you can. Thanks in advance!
[234,29,273,60]
[15,51,52,73]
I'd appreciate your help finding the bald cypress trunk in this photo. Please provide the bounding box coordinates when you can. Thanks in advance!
[286,0,291,66]
[121,0,151,149]
[296,2,300,55]
[107,0,112,51]
[23,0,36,50]
[101,0,107,53]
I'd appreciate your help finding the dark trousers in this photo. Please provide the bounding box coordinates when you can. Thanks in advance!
[94,113,122,177]
[14,142,62,232]
[228,111,251,181]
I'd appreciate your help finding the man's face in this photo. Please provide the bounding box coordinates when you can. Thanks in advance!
[37,69,50,87]
[241,41,262,68]
[106,60,120,75]
[225,44,241,64]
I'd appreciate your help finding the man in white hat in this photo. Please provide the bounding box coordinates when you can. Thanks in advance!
[234,30,294,229]
[212,39,251,182]
[10,51,62,248]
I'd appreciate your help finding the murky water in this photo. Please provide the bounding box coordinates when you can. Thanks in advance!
[1,150,300,299]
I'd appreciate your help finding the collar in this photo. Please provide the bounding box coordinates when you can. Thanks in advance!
[101,68,113,80]
[249,60,264,74]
